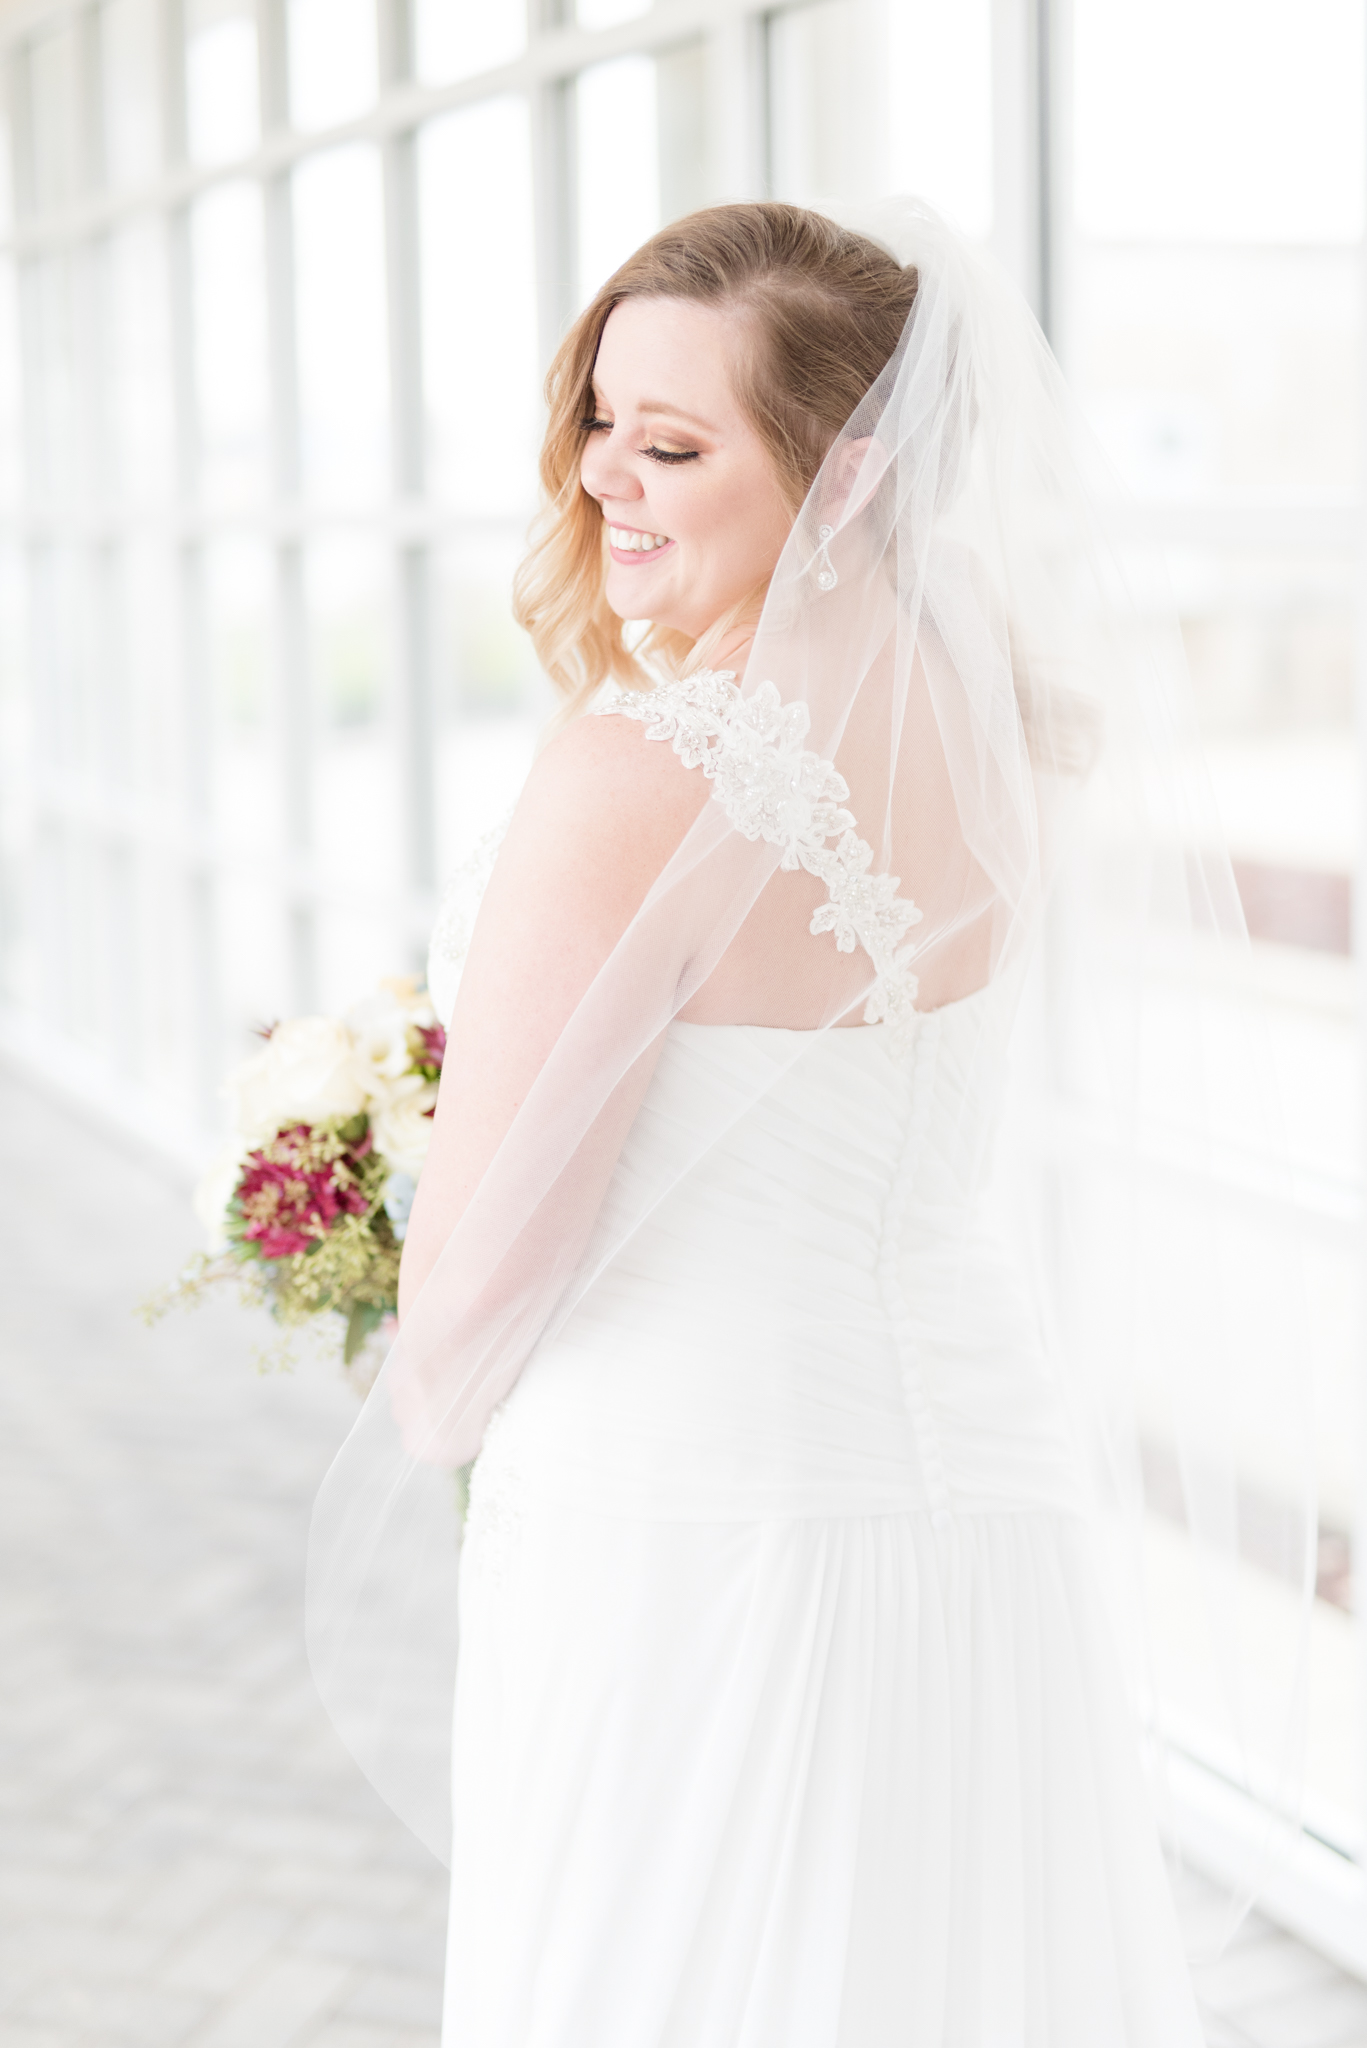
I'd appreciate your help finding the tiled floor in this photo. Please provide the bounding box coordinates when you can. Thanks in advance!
[1,1066,447,2047]
[3,1057,1367,2048]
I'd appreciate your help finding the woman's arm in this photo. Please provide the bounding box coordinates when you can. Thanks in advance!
[398,709,708,1324]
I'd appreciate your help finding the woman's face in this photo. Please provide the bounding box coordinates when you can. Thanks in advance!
[578,297,795,645]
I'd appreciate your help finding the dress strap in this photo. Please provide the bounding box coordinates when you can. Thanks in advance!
[597,668,923,1045]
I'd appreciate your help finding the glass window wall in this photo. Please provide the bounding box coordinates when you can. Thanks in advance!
[1067,0,1365,1861]
[0,0,1364,1958]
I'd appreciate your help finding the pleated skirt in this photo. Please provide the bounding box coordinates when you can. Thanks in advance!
[441,1499,1206,2047]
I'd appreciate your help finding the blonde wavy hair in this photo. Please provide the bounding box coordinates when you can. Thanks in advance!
[512,202,919,720]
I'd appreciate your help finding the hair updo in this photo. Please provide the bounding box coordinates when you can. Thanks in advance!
[512,201,919,716]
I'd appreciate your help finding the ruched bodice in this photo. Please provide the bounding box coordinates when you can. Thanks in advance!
[472,995,1088,1536]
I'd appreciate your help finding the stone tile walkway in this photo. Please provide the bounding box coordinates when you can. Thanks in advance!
[0,1064,446,2047]
[4,1058,1367,2047]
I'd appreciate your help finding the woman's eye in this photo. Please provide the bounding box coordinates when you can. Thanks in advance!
[641,444,701,466]
[579,415,612,434]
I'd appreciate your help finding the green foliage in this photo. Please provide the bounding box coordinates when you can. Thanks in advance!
[140,1119,402,1372]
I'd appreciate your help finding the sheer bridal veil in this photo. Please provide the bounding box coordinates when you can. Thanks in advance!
[306,199,1314,1943]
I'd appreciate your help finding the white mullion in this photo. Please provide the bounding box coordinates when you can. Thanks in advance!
[273,538,316,1016]
[989,0,1044,324]
[87,8,142,1078]
[530,72,573,373]
[380,0,421,498]
[76,1,101,191]
[79,6,130,1069]
[160,0,221,1117]
[1033,0,1058,347]
[65,13,107,1052]
[7,38,32,228]
[1043,0,1076,374]
[160,0,193,497]
[5,40,52,1035]
[379,0,435,914]
[707,10,767,203]
[10,41,70,1038]
[157,0,185,161]
[260,0,317,1014]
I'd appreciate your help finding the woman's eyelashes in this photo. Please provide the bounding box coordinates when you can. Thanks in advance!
[579,414,701,465]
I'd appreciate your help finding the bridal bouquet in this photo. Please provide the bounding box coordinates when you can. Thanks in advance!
[144,978,445,1377]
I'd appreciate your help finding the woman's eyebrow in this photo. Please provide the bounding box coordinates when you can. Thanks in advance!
[588,387,718,433]
[637,401,717,433]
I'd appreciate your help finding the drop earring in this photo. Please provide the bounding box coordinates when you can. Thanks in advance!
[814,525,838,592]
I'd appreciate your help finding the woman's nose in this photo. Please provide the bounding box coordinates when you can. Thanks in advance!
[581,432,642,504]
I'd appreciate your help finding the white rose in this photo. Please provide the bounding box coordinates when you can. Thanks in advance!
[228,1016,368,1138]
[193,1141,247,1253]
[344,991,417,1108]
[369,1075,439,1180]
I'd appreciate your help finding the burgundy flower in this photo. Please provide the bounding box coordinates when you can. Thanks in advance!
[416,1022,447,1073]
[236,1123,369,1260]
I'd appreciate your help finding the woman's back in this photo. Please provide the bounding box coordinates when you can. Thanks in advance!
[462,993,1087,1548]
[668,642,999,1032]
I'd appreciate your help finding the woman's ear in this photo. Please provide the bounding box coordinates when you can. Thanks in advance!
[824,436,891,528]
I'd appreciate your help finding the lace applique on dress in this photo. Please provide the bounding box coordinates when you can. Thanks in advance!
[598,669,925,1047]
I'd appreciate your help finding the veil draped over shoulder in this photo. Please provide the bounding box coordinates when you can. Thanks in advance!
[306,202,1314,1941]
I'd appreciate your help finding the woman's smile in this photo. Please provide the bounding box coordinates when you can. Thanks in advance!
[606,521,677,565]
[579,298,795,640]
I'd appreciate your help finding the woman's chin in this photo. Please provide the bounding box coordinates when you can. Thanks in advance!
[606,582,696,639]
[607,565,666,609]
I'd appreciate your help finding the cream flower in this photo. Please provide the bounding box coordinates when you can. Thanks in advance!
[228,1016,368,1138]
[345,992,416,1106]
[369,1075,439,1179]
[346,986,440,1111]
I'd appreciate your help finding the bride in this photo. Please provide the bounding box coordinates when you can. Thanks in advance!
[309,201,1306,2044]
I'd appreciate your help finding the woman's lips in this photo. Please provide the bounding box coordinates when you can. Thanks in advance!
[606,523,677,567]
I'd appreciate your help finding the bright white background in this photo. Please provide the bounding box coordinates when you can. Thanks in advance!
[0,0,1362,1968]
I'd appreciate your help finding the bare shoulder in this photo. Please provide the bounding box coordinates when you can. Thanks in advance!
[511,706,709,866]
[471,707,709,953]
[535,703,708,803]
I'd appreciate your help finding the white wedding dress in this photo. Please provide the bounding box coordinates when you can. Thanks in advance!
[434,680,1207,2048]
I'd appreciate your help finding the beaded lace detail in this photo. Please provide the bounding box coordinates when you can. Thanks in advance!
[599,668,925,1047]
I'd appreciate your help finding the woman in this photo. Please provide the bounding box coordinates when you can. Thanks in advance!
[310,202,1307,2044]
